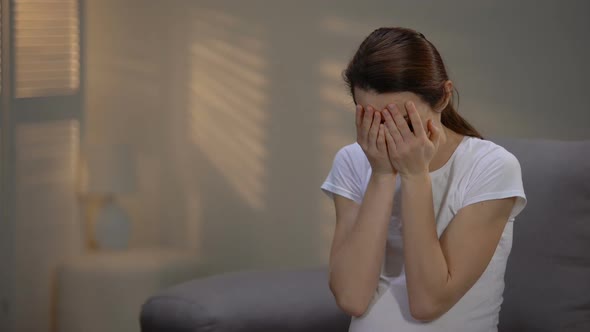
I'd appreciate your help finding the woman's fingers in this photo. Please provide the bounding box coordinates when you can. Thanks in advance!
[368,110,381,150]
[384,124,398,157]
[377,124,387,153]
[388,103,414,141]
[406,101,426,139]
[360,105,374,146]
[383,106,404,145]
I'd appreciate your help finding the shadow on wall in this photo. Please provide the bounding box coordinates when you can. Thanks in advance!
[157,3,362,272]
[187,12,269,211]
[164,7,272,271]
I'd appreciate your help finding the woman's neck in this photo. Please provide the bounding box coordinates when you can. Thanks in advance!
[428,126,464,173]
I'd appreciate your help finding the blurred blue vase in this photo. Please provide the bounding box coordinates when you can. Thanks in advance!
[94,199,131,250]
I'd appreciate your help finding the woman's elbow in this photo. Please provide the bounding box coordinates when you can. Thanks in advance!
[409,298,447,322]
[330,282,369,317]
[409,307,438,322]
[336,295,368,317]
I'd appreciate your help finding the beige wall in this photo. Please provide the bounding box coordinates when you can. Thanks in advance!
[85,0,590,275]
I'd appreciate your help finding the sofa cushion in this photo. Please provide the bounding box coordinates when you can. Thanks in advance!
[494,138,590,332]
[140,266,350,332]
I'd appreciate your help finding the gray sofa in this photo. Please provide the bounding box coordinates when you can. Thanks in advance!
[140,138,590,332]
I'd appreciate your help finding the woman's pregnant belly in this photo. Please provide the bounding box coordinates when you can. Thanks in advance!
[348,276,499,332]
[348,278,443,332]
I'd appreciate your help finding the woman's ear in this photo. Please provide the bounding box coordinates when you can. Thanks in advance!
[435,80,453,113]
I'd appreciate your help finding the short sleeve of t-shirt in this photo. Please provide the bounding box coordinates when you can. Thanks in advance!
[320,143,366,204]
[460,147,527,221]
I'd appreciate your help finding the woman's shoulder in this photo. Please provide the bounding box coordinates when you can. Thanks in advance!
[460,136,519,165]
[457,136,522,179]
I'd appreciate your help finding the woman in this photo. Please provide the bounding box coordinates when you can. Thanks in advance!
[320,27,527,332]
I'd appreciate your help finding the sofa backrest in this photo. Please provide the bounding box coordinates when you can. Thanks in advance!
[493,138,590,332]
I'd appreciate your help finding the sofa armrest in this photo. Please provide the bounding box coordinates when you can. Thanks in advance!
[140,265,350,332]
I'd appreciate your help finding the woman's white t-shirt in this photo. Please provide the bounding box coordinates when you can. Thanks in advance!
[320,136,527,332]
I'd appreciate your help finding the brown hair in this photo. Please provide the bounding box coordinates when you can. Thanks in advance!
[343,27,483,139]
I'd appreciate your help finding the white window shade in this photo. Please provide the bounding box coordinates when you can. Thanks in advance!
[14,0,80,98]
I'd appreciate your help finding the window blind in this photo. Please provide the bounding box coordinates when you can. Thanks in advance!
[14,0,80,98]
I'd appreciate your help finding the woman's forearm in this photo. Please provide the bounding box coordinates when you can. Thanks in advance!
[330,172,396,316]
[400,174,449,319]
